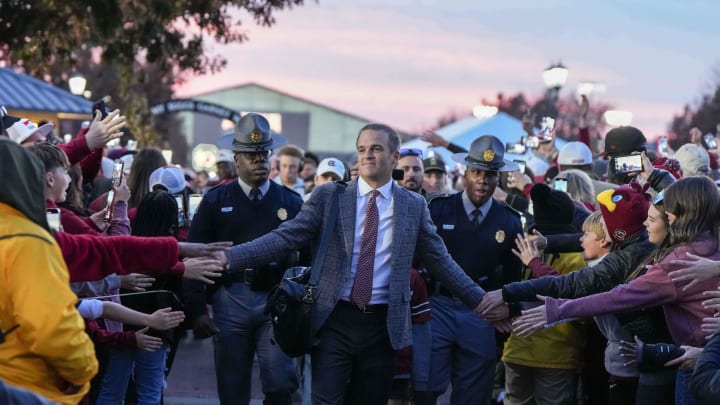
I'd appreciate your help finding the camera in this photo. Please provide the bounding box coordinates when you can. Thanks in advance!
[505,142,526,155]
[703,133,717,150]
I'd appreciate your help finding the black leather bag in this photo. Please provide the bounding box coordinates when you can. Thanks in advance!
[266,266,316,357]
[265,183,344,357]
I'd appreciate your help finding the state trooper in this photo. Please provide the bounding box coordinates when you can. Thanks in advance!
[183,113,302,405]
[417,135,524,405]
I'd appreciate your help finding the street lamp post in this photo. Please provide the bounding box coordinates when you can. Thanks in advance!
[542,62,569,102]
[68,73,87,96]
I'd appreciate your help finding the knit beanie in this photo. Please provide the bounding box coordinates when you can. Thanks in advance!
[596,182,650,243]
[530,183,575,235]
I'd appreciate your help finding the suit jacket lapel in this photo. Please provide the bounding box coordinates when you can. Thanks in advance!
[391,185,408,272]
[339,180,358,258]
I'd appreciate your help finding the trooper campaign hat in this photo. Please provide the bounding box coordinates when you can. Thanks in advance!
[451,135,518,172]
[218,113,287,152]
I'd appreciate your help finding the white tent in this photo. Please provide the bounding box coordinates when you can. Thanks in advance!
[402,112,566,170]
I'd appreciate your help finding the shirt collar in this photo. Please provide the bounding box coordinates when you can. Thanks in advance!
[237,177,270,199]
[462,191,493,218]
[357,176,393,200]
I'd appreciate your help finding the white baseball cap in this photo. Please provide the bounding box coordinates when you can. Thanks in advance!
[3,116,54,144]
[317,157,345,180]
[558,142,593,166]
[149,166,186,194]
[216,149,234,164]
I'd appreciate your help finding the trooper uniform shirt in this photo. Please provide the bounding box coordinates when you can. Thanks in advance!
[428,193,523,292]
[184,179,303,318]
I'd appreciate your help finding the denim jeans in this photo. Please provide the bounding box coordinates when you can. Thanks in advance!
[675,369,700,405]
[96,345,169,405]
[425,295,496,404]
[212,282,298,405]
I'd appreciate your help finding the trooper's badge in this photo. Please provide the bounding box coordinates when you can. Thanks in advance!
[250,131,263,143]
[277,208,288,221]
[495,230,505,243]
[483,149,495,162]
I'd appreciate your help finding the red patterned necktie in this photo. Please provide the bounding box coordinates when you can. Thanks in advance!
[350,189,380,307]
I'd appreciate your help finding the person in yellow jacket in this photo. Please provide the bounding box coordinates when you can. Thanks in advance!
[502,184,586,405]
[0,138,97,404]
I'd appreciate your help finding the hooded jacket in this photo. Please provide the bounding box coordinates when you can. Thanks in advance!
[0,139,97,405]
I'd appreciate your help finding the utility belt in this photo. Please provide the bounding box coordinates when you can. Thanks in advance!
[222,262,284,292]
[435,275,490,298]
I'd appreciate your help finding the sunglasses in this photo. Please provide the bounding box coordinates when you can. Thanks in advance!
[399,148,423,159]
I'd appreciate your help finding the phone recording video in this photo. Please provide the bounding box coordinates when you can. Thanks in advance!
[92,99,108,120]
[175,195,187,227]
[703,133,717,150]
[614,154,643,174]
[46,208,61,232]
[104,189,116,222]
[554,177,568,192]
[111,160,124,187]
[657,136,669,157]
[188,194,203,223]
[506,142,526,155]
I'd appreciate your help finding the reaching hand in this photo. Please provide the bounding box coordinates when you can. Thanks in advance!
[182,257,224,284]
[419,131,450,148]
[521,111,536,136]
[119,273,156,292]
[476,289,504,317]
[114,176,131,203]
[618,335,644,367]
[639,152,654,181]
[178,241,233,258]
[492,318,513,334]
[664,345,702,371]
[579,95,590,119]
[89,209,109,232]
[135,326,163,352]
[668,253,720,291]
[511,295,548,337]
[528,230,547,251]
[701,316,720,341]
[192,315,219,339]
[146,307,185,330]
[85,109,127,150]
[512,233,539,266]
[702,288,720,312]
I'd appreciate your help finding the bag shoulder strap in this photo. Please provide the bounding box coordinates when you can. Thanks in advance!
[308,181,346,287]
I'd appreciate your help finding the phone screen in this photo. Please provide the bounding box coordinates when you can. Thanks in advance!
[104,190,116,222]
[111,160,124,187]
[175,195,186,227]
[46,209,61,232]
[554,178,568,192]
[614,155,643,174]
[657,137,669,157]
[188,194,203,223]
[513,160,526,174]
[704,133,717,150]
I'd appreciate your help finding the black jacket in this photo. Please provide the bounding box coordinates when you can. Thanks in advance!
[690,331,720,404]
[502,229,656,302]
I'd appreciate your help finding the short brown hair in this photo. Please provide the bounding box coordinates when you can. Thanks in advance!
[581,211,605,240]
[276,144,305,160]
[357,123,400,152]
[27,143,69,173]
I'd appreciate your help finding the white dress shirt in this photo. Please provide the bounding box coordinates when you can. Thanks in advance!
[340,177,395,304]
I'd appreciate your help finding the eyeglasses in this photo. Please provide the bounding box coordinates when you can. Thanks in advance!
[399,148,423,159]
[653,190,664,205]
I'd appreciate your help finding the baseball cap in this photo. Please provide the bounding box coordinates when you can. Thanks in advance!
[674,143,710,177]
[149,166,186,194]
[558,142,593,166]
[2,116,55,144]
[604,126,647,157]
[423,154,447,173]
[317,157,345,180]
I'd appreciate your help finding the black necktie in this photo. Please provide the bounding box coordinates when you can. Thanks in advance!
[249,187,261,201]
[470,208,482,227]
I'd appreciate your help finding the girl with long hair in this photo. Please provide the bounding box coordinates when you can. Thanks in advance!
[514,176,720,404]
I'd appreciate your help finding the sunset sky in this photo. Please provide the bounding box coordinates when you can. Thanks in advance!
[176,0,720,138]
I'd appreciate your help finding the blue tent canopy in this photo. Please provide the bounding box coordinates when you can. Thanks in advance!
[0,67,92,114]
